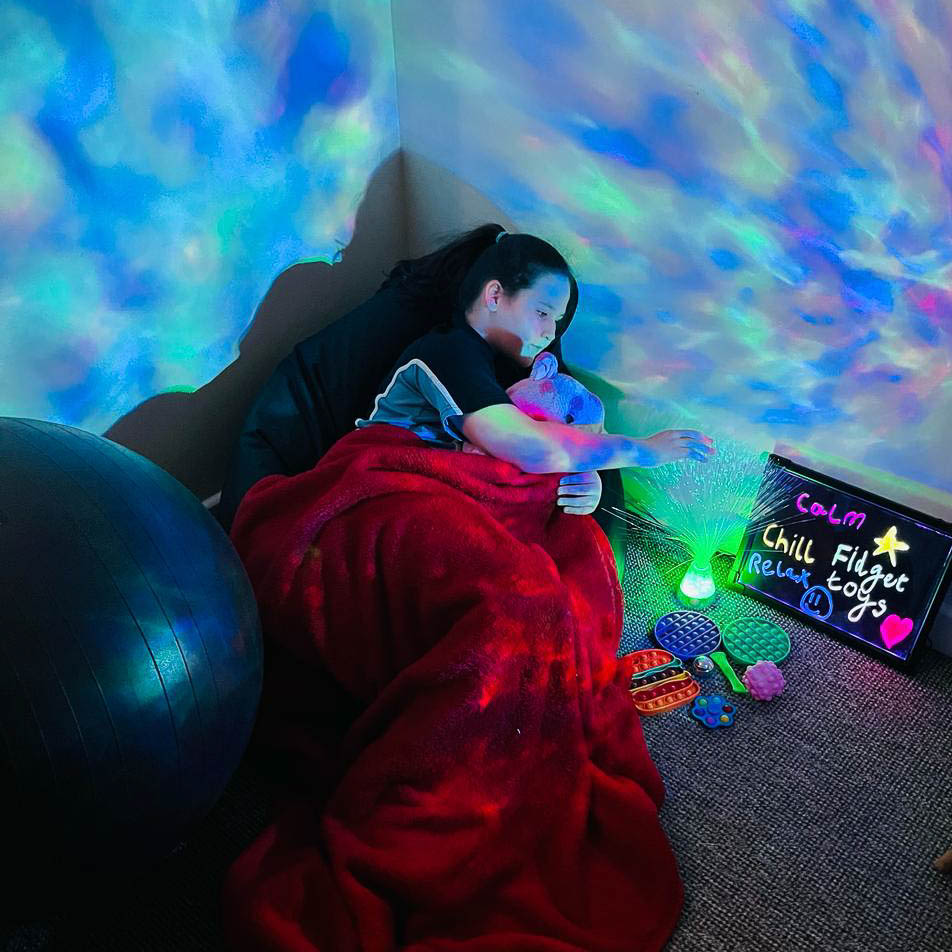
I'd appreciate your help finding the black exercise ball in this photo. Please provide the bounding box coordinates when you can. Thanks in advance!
[0,418,263,910]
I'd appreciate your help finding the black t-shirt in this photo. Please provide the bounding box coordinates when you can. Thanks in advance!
[355,318,529,447]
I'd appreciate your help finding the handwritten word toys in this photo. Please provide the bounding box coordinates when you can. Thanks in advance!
[741,660,785,701]
[627,649,701,715]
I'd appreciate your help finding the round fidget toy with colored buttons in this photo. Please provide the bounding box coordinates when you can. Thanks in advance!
[653,611,721,660]
[690,694,735,728]
[721,616,790,665]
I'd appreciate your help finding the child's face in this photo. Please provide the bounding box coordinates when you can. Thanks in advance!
[482,273,571,367]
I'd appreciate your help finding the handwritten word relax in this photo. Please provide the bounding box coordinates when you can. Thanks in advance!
[762,523,815,563]
[746,552,811,589]
[796,493,866,529]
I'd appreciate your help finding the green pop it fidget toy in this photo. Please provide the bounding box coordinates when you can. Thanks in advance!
[721,616,790,665]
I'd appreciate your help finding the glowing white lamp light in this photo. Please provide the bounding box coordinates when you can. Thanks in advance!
[677,558,716,608]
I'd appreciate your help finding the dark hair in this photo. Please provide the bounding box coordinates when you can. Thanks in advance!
[377,223,579,343]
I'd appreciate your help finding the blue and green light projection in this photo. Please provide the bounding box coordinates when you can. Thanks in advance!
[3,0,951,500]
[395,0,952,499]
[1,0,398,434]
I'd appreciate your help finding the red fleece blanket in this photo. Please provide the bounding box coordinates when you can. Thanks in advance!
[222,423,683,952]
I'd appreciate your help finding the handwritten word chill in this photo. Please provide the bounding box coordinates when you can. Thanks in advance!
[762,523,816,563]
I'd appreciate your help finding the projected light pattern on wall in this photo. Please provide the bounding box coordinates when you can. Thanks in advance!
[1,0,398,433]
[4,0,951,502]
[394,0,952,498]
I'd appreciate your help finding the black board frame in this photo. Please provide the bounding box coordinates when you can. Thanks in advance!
[727,454,952,671]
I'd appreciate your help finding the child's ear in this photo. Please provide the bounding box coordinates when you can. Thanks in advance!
[530,351,558,381]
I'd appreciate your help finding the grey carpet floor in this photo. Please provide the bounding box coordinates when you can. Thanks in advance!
[3,526,951,951]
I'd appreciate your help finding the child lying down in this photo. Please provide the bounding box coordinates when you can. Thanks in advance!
[222,367,685,952]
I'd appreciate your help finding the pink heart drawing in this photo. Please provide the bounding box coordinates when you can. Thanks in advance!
[880,614,914,650]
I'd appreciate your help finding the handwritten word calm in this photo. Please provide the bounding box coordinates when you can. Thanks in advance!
[795,493,866,529]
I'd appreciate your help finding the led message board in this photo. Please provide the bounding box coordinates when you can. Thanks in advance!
[729,456,952,669]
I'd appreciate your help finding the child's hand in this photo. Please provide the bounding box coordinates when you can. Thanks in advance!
[637,430,715,466]
[557,471,602,515]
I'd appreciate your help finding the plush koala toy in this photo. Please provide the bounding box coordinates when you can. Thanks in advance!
[462,351,605,455]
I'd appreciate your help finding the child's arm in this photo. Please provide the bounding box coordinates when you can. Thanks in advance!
[535,422,715,473]
[460,406,714,474]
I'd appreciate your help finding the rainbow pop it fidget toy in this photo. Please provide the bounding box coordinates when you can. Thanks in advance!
[690,695,735,729]
[628,649,701,715]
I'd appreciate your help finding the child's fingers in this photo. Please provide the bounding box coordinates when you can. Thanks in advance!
[559,472,597,485]
[558,496,597,509]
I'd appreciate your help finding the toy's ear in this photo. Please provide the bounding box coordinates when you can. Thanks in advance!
[529,351,559,381]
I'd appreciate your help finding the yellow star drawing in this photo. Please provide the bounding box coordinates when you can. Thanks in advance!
[871,525,909,568]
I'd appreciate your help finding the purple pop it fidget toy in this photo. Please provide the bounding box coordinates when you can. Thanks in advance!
[741,660,785,701]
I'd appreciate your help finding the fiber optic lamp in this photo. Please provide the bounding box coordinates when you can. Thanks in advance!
[677,558,717,608]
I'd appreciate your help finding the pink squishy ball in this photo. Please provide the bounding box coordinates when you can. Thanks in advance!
[742,660,785,701]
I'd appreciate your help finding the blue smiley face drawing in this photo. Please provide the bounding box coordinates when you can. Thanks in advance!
[800,585,834,620]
